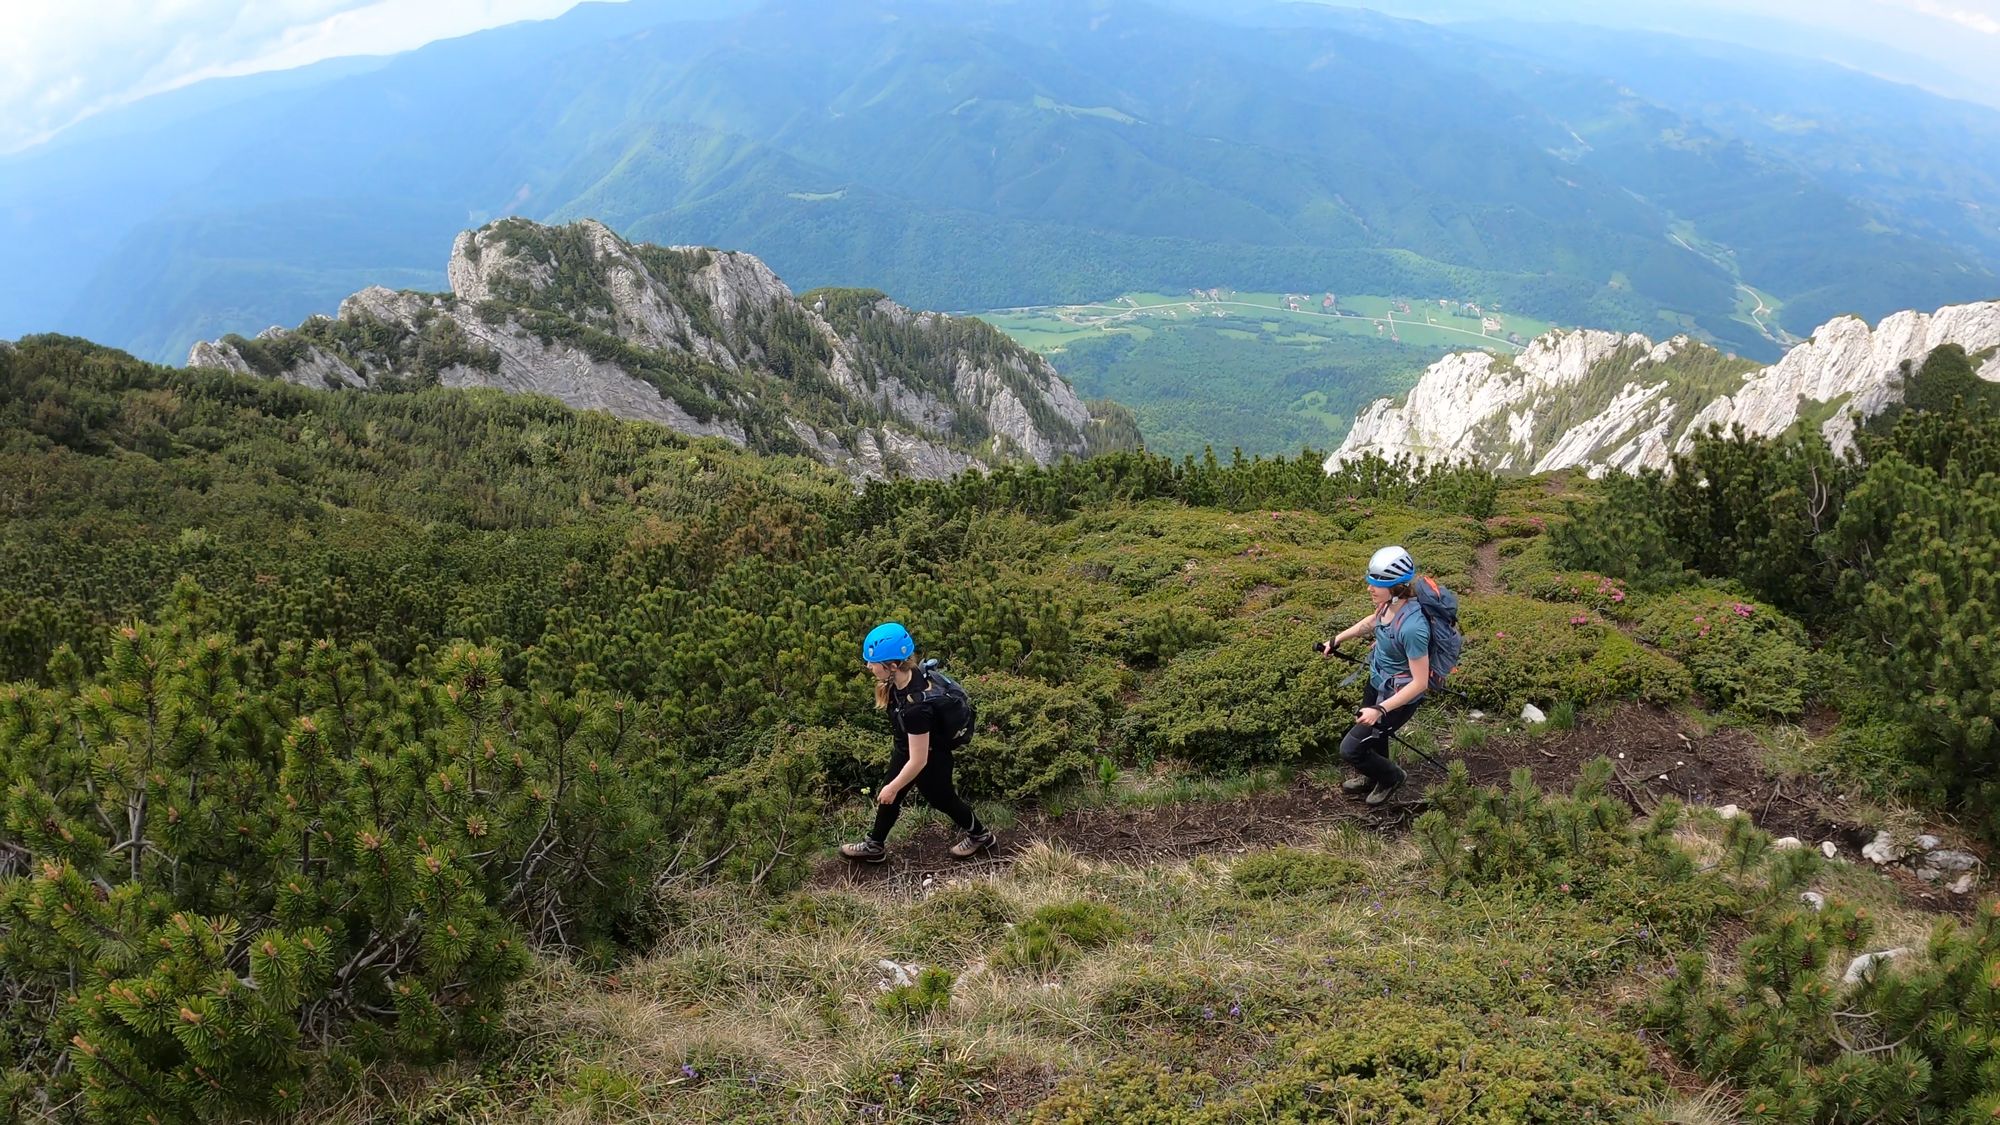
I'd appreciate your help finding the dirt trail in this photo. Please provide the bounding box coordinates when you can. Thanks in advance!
[811,705,1981,916]
[1470,540,1502,595]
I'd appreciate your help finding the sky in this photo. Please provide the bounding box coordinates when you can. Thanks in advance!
[1338,0,2000,105]
[0,0,619,152]
[3,0,1999,153]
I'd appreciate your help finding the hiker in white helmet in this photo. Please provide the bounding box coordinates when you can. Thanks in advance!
[1317,545,1428,805]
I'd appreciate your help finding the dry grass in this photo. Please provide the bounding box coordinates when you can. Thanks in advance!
[1641,1084,1743,1125]
[295,802,1980,1124]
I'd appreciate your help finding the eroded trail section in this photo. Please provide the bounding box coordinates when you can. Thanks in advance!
[813,706,1979,915]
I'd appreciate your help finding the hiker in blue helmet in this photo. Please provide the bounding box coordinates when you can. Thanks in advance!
[841,623,995,864]
[1318,546,1428,805]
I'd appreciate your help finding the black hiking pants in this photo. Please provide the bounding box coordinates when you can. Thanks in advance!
[1339,681,1419,786]
[869,740,984,843]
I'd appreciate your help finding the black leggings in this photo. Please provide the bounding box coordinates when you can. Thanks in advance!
[869,740,983,842]
[1338,681,1419,786]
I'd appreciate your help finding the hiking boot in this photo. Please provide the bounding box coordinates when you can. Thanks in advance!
[1341,774,1374,795]
[840,839,888,863]
[949,830,996,858]
[1365,770,1407,806]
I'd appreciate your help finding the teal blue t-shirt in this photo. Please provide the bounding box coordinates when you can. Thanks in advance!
[1370,601,1431,693]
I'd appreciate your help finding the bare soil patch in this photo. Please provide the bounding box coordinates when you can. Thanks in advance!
[1470,540,1502,595]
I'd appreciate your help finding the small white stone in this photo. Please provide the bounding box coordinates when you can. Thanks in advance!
[1799,891,1826,910]
[1658,774,1669,781]
[877,959,919,989]
[1821,841,1839,859]
[1469,710,1486,721]
[1676,760,1685,767]
[1924,849,1979,874]
[1843,948,1911,984]
[1521,703,1547,724]
[1951,874,1976,895]
[1617,752,1625,759]
[1915,834,1942,851]
[1773,836,1804,850]
[1716,804,1744,821]
[1861,830,1906,866]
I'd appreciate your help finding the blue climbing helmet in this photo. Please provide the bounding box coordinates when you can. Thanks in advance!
[862,622,915,663]
[1366,545,1417,588]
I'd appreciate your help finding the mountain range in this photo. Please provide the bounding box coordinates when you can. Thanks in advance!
[5,0,1999,370]
[1328,300,2000,475]
[186,218,1133,478]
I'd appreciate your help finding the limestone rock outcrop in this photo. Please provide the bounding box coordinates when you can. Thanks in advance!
[192,218,1121,479]
[1329,302,2000,475]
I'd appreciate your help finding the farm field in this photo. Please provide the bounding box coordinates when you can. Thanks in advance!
[981,291,1556,457]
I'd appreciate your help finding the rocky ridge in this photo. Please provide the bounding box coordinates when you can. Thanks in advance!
[1328,301,2000,476]
[189,219,1124,479]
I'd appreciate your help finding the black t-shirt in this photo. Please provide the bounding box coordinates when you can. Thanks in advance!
[888,671,939,750]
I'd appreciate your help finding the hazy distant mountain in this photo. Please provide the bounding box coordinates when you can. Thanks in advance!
[2,0,1994,366]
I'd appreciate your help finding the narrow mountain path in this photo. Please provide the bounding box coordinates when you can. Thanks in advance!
[1470,539,1502,595]
[810,705,1982,918]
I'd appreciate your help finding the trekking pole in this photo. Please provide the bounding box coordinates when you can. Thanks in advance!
[1321,646,1451,774]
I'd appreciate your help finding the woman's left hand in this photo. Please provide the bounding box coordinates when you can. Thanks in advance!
[876,785,899,806]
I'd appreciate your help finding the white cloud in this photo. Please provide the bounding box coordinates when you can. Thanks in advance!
[1893,0,2000,34]
[0,0,606,152]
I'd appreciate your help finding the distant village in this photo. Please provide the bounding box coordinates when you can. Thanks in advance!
[1179,288,1529,346]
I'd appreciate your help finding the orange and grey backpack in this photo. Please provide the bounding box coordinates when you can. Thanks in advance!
[1409,576,1463,688]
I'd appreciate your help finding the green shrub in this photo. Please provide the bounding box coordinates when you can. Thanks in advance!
[1230,848,1366,898]
[995,900,1129,972]
[1030,1061,1222,1123]
[0,628,673,1121]
[1645,894,2000,1122]
[1622,588,1815,718]
[956,672,1104,801]
[1523,569,1635,611]
[1416,761,1730,946]
[897,883,1015,962]
[875,966,955,1022]
[1084,601,1222,668]
[1484,514,1548,539]
[1030,1005,1656,1122]
[1121,632,1350,769]
[764,891,876,935]
[1548,470,1685,590]
[1451,595,1691,713]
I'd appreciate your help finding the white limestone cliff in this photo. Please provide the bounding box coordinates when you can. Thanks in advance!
[1329,302,2000,475]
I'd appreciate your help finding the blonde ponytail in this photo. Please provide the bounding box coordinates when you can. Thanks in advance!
[873,659,910,709]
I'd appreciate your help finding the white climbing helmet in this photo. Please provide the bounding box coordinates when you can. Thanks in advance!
[1366,545,1416,588]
